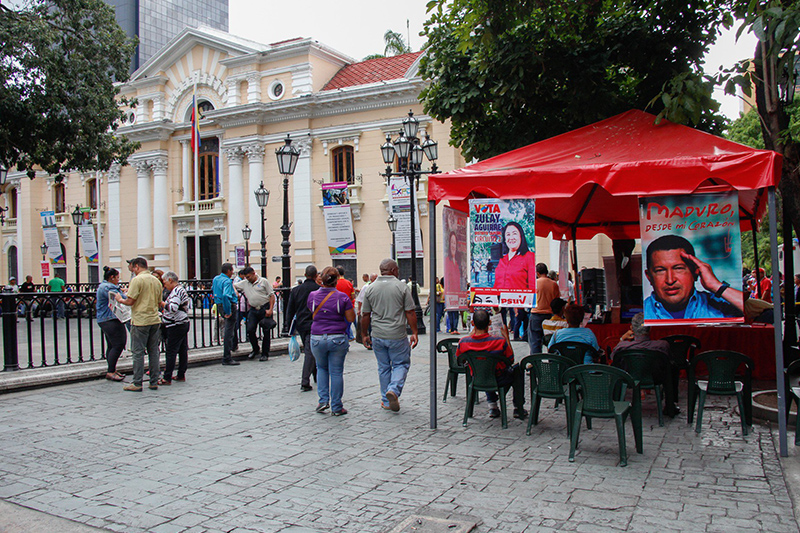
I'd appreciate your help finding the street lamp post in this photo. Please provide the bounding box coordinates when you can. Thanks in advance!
[242,224,252,267]
[0,165,8,227]
[41,242,48,283]
[387,214,398,261]
[275,135,300,335]
[254,183,270,278]
[380,111,439,335]
[71,205,83,287]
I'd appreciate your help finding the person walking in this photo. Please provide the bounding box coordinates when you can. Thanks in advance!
[212,263,240,366]
[48,273,66,319]
[158,271,191,385]
[285,265,321,391]
[234,266,276,361]
[361,259,418,412]
[307,266,355,416]
[115,257,163,391]
[96,267,126,382]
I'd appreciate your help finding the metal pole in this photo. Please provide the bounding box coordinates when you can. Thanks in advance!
[429,199,437,429]
[391,231,396,261]
[74,227,81,287]
[768,187,788,457]
[281,174,291,334]
[407,169,426,334]
[2,293,19,371]
[245,240,250,267]
[782,208,796,349]
[571,235,580,306]
[193,80,201,281]
[260,207,267,278]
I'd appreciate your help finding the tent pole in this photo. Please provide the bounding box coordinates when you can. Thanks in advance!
[429,200,437,430]
[783,208,797,351]
[752,217,762,298]
[768,188,787,456]
[572,234,580,305]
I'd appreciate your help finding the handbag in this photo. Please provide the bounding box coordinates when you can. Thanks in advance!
[288,335,301,362]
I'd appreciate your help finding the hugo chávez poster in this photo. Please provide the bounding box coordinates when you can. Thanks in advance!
[469,198,536,308]
[443,206,469,311]
[639,191,744,325]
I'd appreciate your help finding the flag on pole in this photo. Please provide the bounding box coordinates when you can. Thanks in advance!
[190,95,200,155]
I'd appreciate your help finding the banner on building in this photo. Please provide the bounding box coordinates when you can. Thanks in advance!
[321,182,356,258]
[40,261,50,279]
[639,191,744,325]
[443,206,469,311]
[469,198,536,308]
[78,225,99,264]
[388,176,423,259]
[40,211,65,265]
[235,246,246,269]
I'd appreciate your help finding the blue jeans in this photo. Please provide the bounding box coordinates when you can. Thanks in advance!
[311,334,349,412]
[528,312,548,355]
[223,308,238,361]
[372,336,411,404]
[446,311,460,332]
[435,301,445,332]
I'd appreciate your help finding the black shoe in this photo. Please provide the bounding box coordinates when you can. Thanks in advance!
[222,360,240,366]
[301,385,313,392]
[315,402,330,413]
[259,354,269,362]
[489,408,501,419]
[332,408,348,416]
[247,350,260,359]
[663,404,681,417]
[513,408,529,420]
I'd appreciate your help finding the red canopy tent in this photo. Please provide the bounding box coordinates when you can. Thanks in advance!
[424,110,790,454]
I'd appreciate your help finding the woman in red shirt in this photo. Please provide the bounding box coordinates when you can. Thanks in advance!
[493,221,536,290]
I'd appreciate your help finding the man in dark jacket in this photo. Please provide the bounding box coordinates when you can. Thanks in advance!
[284,264,320,391]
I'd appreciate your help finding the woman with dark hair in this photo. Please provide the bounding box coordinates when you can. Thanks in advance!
[307,266,356,416]
[96,266,126,381]
[493,221,536,290]
[445,230,466,334]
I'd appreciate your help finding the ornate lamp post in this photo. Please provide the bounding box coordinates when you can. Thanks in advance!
[0,165,8,226]
[253,183,270,278]
[242,224,252,267]
[380,111,439,334]
[387,213,398,261]
[275,135,300,334]
[71,205,83,286]
[40,242,48,283]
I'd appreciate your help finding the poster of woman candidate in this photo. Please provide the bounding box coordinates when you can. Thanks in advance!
[469,198,536,308]
[443,206,469,311]
[639,191,744,325]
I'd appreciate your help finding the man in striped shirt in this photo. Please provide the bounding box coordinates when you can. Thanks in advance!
[456,309,528,420]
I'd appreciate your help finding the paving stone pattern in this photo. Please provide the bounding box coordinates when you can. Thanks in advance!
[0,341,796,532]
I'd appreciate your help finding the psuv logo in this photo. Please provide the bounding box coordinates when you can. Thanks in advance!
[474,204,501,214]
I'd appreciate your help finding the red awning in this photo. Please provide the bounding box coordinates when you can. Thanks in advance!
[428,110,782,240]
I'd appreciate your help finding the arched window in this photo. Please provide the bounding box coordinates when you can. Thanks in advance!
[7,245,17,281]
[53,183,66,213]
[183,99,215,122]
[86,178,98,210]
[7,187,16,219]
[192,137,220,201]
[331,145,354,184]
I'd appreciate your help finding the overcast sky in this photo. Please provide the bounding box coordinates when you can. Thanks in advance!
[229,0,757,121]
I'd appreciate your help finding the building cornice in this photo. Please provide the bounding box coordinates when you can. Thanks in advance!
[117,121,176,142]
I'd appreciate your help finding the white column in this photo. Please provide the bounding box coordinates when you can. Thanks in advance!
[135,161,152,249]
[246,144,265,241]
[14,182,23,278]
[226,79,239,107]
[226,148,245,243]
[293,139,313,242]
[107,164,121,253]
[151,157,169,249]
[152,95,165,121]
[246,73,262,103]
[180,140,190,202]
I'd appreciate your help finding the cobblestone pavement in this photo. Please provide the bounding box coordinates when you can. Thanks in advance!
[0,339,797,532]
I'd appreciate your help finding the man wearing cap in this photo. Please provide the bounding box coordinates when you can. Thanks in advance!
[234,266,276,361]
[115,257,163,391]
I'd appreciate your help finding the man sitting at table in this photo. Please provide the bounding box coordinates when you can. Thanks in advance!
[456,309,528,421]
[610,312,680,417]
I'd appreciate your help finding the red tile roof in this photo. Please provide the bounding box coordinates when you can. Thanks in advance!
[322,52,423,91]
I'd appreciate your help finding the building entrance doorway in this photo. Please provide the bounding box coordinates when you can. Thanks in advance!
[186,235,222,280]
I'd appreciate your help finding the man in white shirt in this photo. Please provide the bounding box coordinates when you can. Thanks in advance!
[234,266,276,361]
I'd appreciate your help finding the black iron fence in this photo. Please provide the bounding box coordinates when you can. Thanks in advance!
[1,285,291,371]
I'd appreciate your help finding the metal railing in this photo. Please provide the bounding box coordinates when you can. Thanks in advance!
[1,285,291,371]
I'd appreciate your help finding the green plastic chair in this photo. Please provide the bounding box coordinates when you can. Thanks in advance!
[520,353,575,436]
[562,364,643,467]
[687,350,753,435]
[615,349,670,427]
[437,338,463,402]
[550,341,598,366]
[662,334,701,370]
[786,358,800,445]
[457,351,511,429]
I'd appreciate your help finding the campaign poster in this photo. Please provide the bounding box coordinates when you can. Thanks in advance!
[388,176,423,259]
[321,182,356,258]
[639,191,744,325]
[469,198,536,308]
[40,211,65,265]
[443,206,469,311]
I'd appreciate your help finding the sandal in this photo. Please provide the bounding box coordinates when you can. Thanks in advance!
[157,378,171,386]
[105,373,124,382]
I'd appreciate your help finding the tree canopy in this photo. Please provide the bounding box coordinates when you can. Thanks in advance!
[419,0,729,161]
[0,0,139,178]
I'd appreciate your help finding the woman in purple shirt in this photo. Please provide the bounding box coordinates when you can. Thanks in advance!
[307,266,355,416]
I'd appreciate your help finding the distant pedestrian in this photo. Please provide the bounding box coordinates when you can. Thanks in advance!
[96,267,126,382]
[284,265,320,391]
[212,263,240,366]
[308,266,355,416]
[19,275,35,293]
[47,274,66,319]
[159,271,191,385]
[116,257,163,391]
[361,259,418,412]
[234,266,275,362]
[18,275,36,318]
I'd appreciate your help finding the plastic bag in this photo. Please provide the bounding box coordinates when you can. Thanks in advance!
[288,335,301,362]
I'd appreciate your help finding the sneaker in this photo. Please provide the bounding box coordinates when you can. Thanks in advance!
[123,384,142,392]
[489,408,501,419]
[332,408,348,416]
[513,408,529,420]
[385,390,400,412]
[300,385,313,392]
[380,402,391,410]
[315,402,330,414]
[259,355,269,362]
[174,376,186,382]
[148,384,158,390]
[222,360,240,366]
